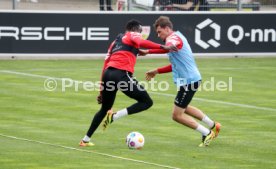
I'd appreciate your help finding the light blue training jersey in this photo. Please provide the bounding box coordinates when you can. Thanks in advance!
[167,31,201,86]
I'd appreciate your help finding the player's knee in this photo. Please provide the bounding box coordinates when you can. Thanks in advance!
[99,107,111,118]
[144,97,153,109]
[172,113,177,121]
[172,111,181,122]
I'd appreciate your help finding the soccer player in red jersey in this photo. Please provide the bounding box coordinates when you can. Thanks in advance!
[80,19,177,146]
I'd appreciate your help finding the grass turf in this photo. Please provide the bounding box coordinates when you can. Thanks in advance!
[0,58,276,169]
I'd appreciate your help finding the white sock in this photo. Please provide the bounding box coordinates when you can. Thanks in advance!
[196,124,210,136]
[82,135,90,142]
[202,115,215,128]
[113,108,128,121]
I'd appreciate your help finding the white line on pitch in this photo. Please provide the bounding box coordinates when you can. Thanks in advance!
[1,70,276,112]
[0,133,180,169]
[148,92,276,112]
[0,70,63,80]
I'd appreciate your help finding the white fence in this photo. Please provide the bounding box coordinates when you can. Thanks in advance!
[0,0,275,11]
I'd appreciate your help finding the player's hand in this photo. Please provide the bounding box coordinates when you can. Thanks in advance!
[97,94,102,104]
[145,69,158,81]
[161,45,178,52]
[139,49,149,56]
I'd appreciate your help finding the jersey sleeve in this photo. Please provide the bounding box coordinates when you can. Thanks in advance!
[130,32,162,49]
[166,34,183,49]
[157,64,172,74]
[148,49,168,54]
[148,33,182,54]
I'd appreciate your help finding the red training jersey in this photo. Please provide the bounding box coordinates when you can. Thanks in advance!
[102,31,163,74]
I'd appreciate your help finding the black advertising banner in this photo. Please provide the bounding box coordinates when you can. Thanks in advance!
[0,11,275,54]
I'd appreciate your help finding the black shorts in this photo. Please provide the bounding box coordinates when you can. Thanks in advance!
[100,67,152,115]
[174,81,201,108]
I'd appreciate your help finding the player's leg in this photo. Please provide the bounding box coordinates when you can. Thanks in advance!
[172,105,199,129]
[173,81,214,146]
[172,105,210,136]
[80,89,117,146]
[86,90,117,132]
[101,69,151,129]
[80,69,118,146]
[185,105,221,137]
[172,105,214,147]
[185,106,214,128]
[111,73,153,122]
[184,80,221,137]
[177,81,213,128]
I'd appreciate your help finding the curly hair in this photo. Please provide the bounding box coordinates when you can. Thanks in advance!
[125,19,142,32]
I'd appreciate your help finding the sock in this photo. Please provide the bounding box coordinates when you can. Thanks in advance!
[113,108,128,121]
[196,124,210,136]
[82,135,90,142]
[202,115,215,128]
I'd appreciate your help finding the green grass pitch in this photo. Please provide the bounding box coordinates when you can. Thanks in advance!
[0,57,275,169]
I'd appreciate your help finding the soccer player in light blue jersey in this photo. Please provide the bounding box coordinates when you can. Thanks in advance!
[141,16,221,147]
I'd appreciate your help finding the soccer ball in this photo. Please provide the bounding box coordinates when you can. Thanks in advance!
[126,131,145,149]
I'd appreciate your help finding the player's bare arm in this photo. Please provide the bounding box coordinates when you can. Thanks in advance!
[145,69,158,81]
